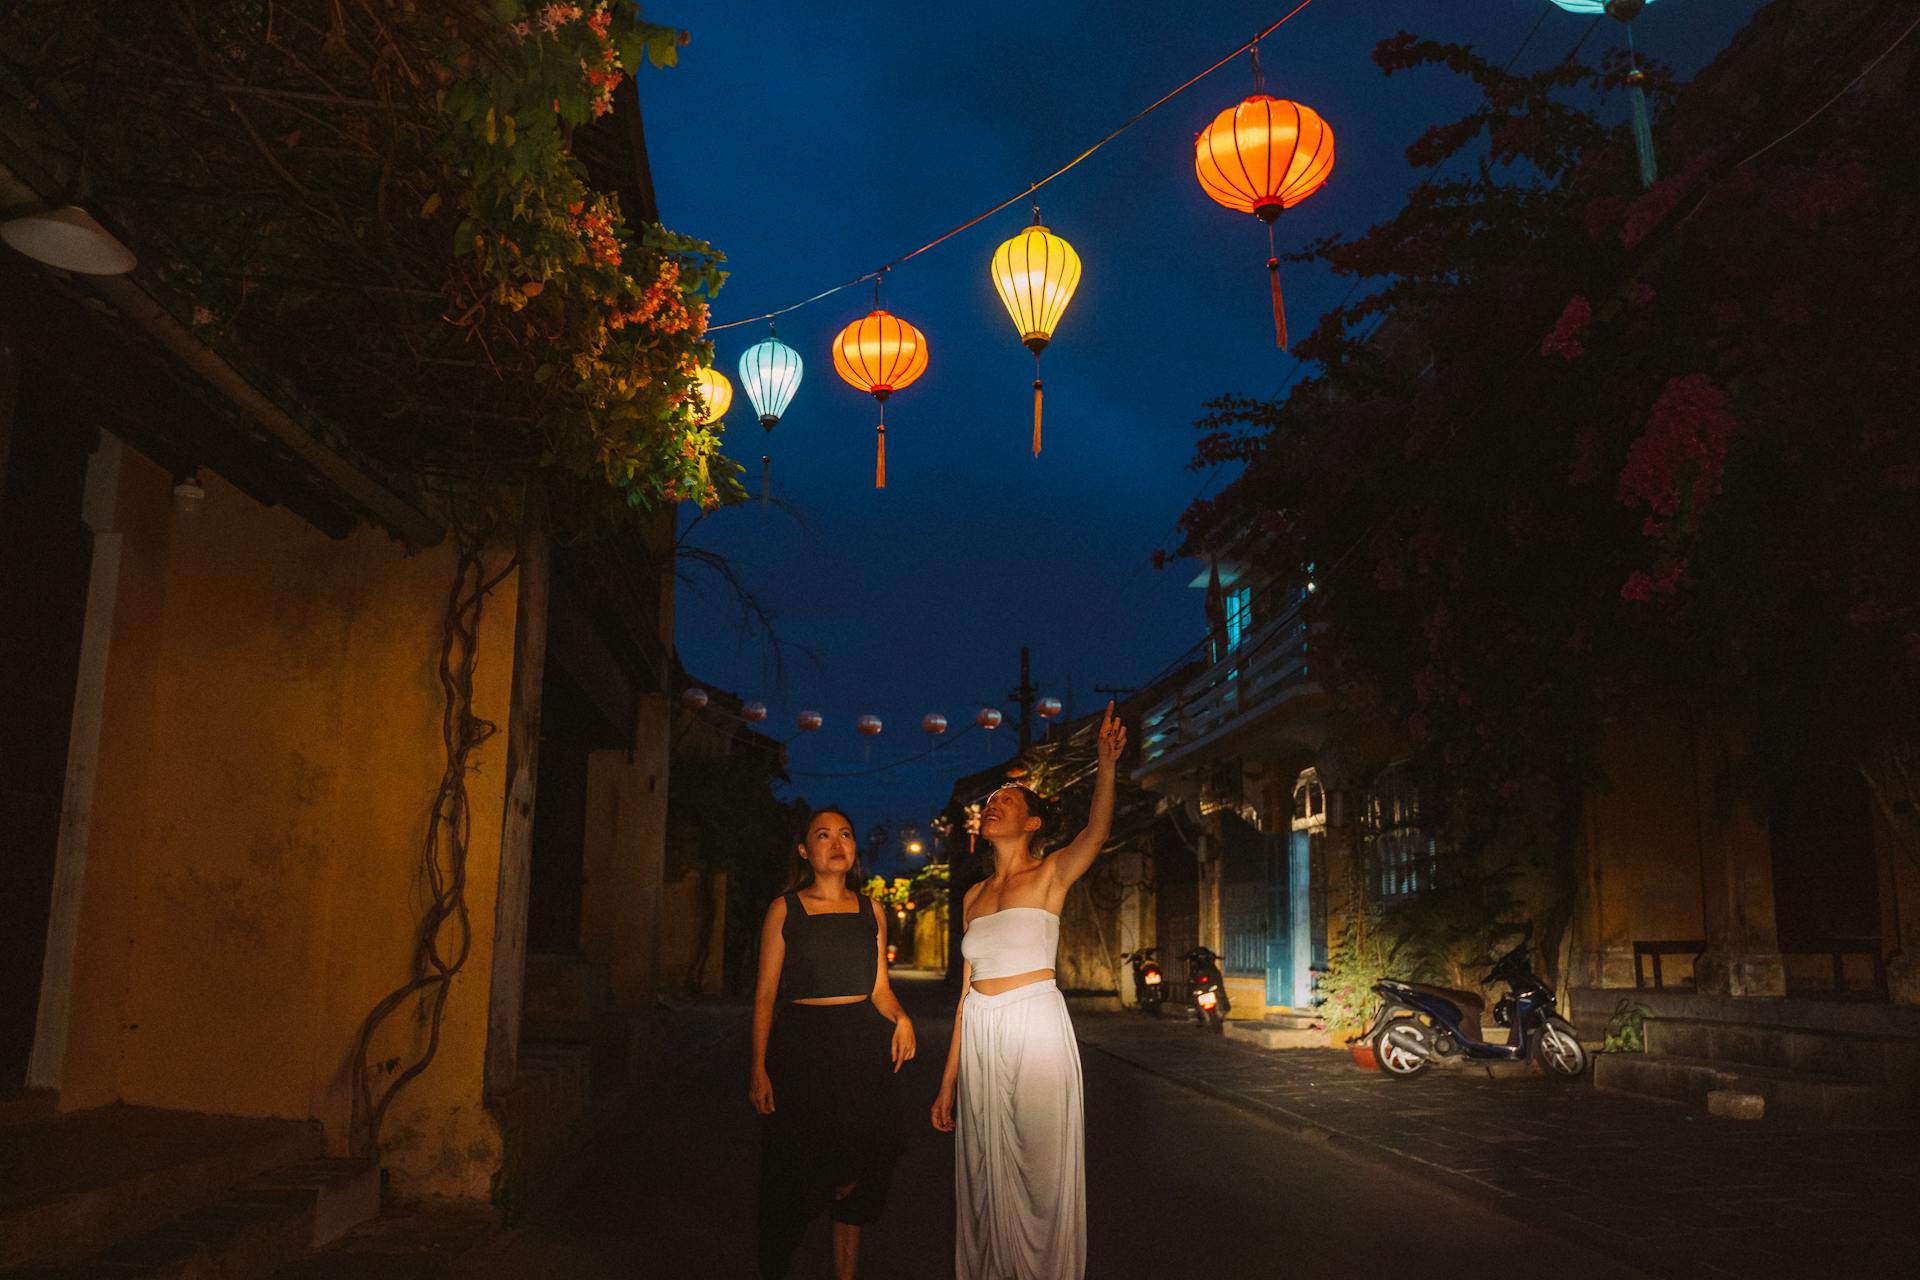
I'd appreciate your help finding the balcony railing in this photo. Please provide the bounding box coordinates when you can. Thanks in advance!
[1138,593,1315,773]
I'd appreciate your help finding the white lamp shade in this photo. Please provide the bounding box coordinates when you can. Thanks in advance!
[739,334,803,428]
[2,205,136,275]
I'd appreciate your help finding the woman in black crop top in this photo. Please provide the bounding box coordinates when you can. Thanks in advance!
[749,806,914,1280]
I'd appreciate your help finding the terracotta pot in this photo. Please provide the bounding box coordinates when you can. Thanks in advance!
[1348,1041,1379,1072]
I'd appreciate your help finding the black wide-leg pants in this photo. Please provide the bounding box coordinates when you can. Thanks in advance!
[757,999,900,1278]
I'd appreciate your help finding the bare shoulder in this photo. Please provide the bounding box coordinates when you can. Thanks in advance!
[960,880,986,925]
[870,897,887,923]
[764,896,789,926]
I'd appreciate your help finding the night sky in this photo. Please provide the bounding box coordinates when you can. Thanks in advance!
[641,0,1768,855]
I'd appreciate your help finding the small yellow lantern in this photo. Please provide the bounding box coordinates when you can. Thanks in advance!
[990,215,1082,457]
[692,366,733,425]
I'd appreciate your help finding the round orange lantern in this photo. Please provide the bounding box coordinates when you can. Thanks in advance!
[856,714,884,736]
[1195,92,1335,349]
[796,710,824,732]
[832,306,929,490]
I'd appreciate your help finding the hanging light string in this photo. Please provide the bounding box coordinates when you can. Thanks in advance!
[708,0,1322,332]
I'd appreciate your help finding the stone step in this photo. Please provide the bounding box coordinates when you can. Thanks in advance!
[7,1157,378,1280]
[1595,1052,1916,1128]
[1223,1022,1330,1050]
[0,1107,323,1270]
[1642,1015,1920,1088]
[1259,1012,1325,1031]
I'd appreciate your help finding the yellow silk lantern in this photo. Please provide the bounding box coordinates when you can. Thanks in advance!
[692,366,733,425]
[990,216,1082,458]
[832,307,929,489]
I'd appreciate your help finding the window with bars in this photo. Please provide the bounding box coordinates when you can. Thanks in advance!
[1363,763,1439,900]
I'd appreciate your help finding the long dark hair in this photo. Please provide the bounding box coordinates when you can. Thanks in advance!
[781,805,866,895]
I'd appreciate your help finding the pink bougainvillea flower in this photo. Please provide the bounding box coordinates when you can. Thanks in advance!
[1540,295,1591,360]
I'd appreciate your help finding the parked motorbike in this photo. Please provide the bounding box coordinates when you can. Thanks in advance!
[1121,947,1165,1016]
[1181,946,1230,1031]
[1361,924,1587,1080]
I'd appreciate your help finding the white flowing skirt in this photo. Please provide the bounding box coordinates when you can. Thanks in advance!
[956,979,1085,1280]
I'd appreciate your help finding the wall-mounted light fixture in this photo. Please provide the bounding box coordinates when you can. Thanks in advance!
[2,204,136,275]
[171,471,205,515]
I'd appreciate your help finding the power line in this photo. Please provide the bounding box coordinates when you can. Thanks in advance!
[708,1,1323,332]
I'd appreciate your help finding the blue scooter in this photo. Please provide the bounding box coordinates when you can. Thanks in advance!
[1361,924,1587,1080]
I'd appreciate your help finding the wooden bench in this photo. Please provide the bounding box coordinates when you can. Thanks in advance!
[1633,940,1707,990]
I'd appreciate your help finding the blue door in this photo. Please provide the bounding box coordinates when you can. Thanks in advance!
[1265,834,1290,1006]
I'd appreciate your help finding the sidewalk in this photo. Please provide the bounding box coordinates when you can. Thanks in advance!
[1074,1011,1920,1279]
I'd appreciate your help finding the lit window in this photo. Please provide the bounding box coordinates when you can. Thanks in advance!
[1225,586,1253,652]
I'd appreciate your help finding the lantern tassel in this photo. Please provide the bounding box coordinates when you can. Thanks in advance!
[875,423,886,490]
[1628,72,1658,190]
[1032,379,1043,458]
[1269,257,1289,350]
[761,454,771,507]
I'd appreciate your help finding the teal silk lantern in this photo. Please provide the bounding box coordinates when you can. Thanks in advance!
[1549,0,1660,188]
[1548,0,1656,12]
[738,325,803,504]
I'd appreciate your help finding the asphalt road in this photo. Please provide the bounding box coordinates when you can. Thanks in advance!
[467,972,1645,1279]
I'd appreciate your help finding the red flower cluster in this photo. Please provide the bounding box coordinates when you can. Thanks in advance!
[607,259,700,337]
[567,198,621,269]
[1617,373,1738,539]
[1540,295,1591,360]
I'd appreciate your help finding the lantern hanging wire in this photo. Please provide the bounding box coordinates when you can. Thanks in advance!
[707,0,1321,333]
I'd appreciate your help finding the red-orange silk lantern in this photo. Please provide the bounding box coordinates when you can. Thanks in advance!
[831,308,929,489]
[1194,94,1335,349]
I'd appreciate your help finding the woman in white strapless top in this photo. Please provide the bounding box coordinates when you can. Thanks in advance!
[932,703,1127,1280]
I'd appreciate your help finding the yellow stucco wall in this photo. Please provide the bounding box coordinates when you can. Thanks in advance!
[910,902,948,971]
[59,450,519,1199]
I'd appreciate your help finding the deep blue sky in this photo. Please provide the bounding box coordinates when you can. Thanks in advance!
[641,0,1768,853]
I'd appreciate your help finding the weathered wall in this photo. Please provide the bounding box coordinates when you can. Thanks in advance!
[579,689,671,1010]
[1055,849,1153,994]
[57,448,519,1200]
[1572,707,1712,989]
[659,869,726,995]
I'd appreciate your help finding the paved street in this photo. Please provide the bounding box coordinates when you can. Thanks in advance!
[463,973,1645,1279]
[1075,1009,1920,1279]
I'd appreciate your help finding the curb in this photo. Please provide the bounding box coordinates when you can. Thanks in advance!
[1076,1032,1710,1280]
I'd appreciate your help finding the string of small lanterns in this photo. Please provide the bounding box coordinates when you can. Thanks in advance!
[677,686,1063,742]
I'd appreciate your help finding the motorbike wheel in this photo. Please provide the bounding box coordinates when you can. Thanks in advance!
[1374,1018,1431,1080]
[1532,1016,1589,1079]
[1145,1000,1160,1018]
[1207,1008,1225,1034]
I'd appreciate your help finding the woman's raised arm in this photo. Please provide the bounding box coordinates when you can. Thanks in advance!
[1044,702,1128,889]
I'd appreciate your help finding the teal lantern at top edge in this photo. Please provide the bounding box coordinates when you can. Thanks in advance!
[1549,0,1654,16]
[738,328,804,431]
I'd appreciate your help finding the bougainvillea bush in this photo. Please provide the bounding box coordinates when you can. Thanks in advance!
[1180,4,1920,868]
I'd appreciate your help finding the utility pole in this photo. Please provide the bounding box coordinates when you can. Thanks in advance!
[1009,646,1037,750]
